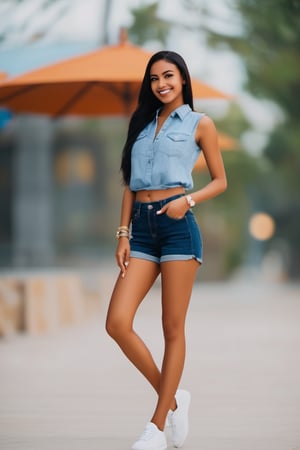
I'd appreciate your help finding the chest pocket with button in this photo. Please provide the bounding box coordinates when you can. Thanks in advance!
[163,132,190,156]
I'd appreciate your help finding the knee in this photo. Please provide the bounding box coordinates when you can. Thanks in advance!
[162,318,184,342]
[105,314,129,340]
[105,315,119,339]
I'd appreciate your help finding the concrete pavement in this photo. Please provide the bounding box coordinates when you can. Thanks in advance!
[0,273,300,450]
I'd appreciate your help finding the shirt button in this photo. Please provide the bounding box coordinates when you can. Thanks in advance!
[147,205,153,210]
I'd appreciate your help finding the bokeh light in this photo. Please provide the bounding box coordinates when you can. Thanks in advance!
[248,212,276,241]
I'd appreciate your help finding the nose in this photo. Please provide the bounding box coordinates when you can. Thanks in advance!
[157,77,166,88]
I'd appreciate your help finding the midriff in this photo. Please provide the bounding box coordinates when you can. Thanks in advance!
[135,187,185,203]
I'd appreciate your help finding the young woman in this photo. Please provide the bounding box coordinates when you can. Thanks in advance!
[106,51,227,450]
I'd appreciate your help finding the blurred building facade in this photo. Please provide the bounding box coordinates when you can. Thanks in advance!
[0,115,118,269]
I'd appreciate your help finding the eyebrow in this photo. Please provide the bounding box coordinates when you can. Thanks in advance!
[150,70,174,76]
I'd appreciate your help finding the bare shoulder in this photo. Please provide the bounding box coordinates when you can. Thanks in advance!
[196,114,217,144]
[198,114,216,131]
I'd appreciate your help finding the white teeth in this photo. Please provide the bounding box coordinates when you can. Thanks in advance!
[159,89,171,95]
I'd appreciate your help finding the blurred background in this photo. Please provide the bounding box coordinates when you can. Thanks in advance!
[0,0,299,335]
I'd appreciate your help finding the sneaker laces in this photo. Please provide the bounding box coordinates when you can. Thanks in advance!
[168,409,178,430]
[138,423,155,441]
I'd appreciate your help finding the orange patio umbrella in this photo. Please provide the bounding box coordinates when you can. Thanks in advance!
[0,72,8,81]
[0,31,232,117]
[193,132,238,171]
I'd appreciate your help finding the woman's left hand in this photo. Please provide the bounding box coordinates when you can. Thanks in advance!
[156,196,189,219]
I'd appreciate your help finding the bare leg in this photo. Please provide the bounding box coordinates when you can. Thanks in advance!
[106,258,161,391]
[150,259,199,430]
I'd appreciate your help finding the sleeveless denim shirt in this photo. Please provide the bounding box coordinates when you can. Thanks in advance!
[129,104,204,191]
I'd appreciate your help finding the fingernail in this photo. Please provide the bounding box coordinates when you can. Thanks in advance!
[156,210,161,215]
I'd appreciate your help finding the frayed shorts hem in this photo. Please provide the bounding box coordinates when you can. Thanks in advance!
[130,251,202,265]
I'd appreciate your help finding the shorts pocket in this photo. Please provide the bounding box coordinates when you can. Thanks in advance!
[164,212,186,221]
[131,206,140,222]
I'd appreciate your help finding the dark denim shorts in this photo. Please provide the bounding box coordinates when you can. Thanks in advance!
[130,194,203,264]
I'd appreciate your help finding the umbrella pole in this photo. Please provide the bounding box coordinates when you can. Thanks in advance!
[101,82,136,116]
[122,83,134,117]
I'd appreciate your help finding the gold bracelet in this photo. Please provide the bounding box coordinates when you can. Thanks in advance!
[116,230,130,239]
[117,226,129,232]
[116,225,130,239]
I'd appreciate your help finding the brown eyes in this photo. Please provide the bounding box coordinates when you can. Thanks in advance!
[150,74,173,82]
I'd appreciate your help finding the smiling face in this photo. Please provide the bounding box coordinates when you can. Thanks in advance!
[149,59,185,111]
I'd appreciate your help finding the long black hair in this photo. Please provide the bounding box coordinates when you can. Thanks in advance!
[121,51,194,185]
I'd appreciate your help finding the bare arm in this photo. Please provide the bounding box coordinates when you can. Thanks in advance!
[193,115,227,203]
[116,185,135,277]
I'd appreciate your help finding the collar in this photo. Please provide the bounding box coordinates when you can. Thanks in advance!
[170,104,192,120]
[156,104,192,121]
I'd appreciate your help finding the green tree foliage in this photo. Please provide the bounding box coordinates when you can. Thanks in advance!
[185,0,300,278]
[128,2,170,46]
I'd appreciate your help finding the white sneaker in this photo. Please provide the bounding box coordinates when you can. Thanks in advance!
[168,389,191,448]
[165,413,171,429]
[131,422,167,450]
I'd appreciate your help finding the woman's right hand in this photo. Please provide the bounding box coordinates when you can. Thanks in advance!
[115,237,130,278]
